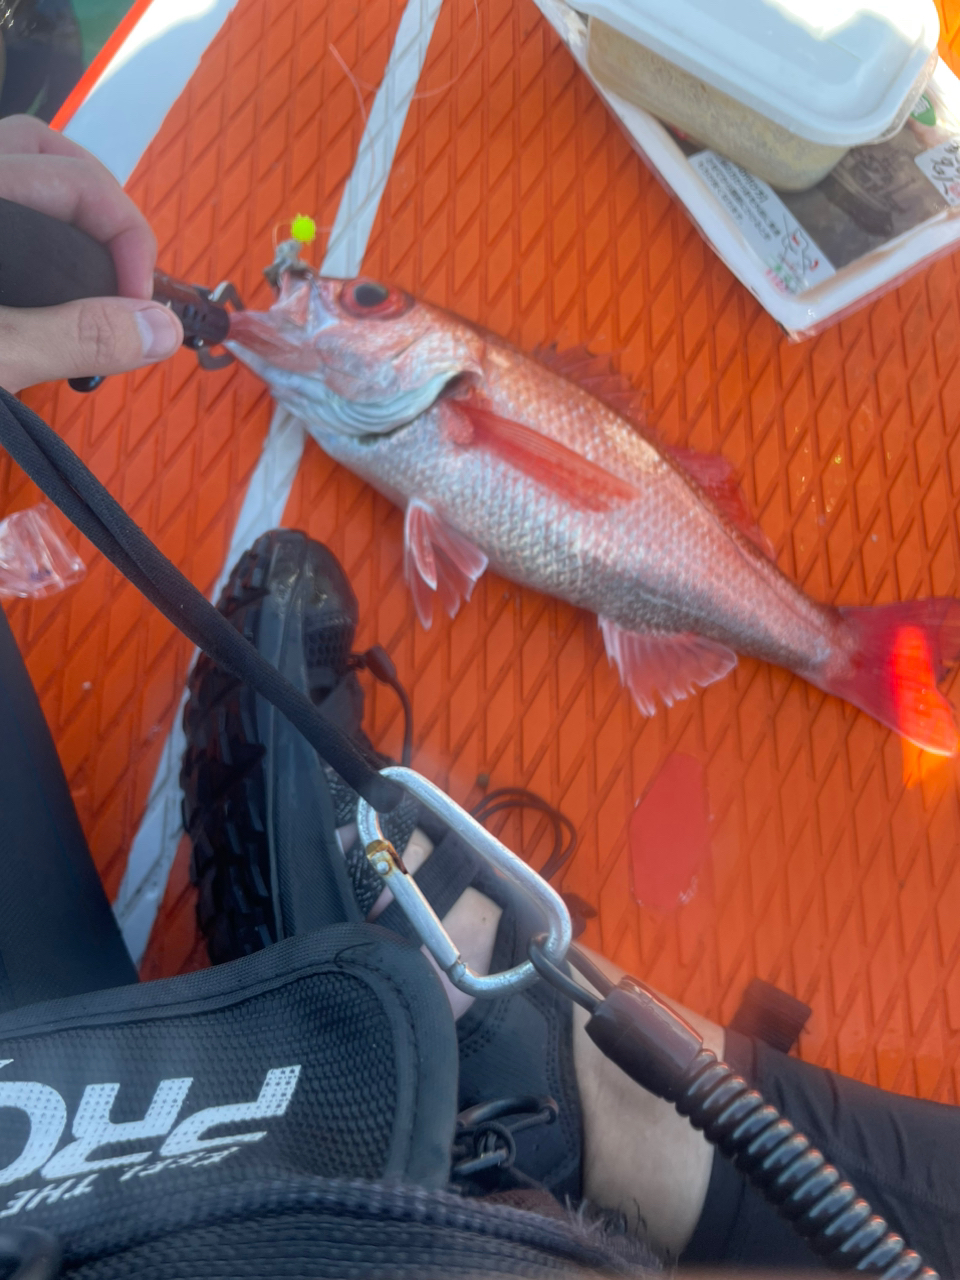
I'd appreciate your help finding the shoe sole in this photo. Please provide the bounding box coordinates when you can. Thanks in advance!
[181,530,362,965]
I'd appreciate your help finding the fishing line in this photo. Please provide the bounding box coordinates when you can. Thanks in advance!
[329,42,370,128]
[410,0,481,102]
[326,0,481,104]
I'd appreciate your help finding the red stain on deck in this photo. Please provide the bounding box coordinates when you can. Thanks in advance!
[630,753,711,911]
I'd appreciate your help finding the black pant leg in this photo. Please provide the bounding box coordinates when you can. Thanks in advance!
[682,1030,960,1275]
[0,606,137,1011]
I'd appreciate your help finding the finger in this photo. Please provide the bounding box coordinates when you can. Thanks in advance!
[0,154,156,298]
[0,298,183,392]
[0,115,114,169]
[109,223,158,301]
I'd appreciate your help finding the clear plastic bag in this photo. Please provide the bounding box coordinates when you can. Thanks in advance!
[0,503,85,598]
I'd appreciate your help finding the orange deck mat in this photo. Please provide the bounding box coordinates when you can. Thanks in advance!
[4,0,960,1101]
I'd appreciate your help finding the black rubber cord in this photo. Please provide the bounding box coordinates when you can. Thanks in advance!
[568,945,615,997]
[576,974,938,1280]
[0,389,403,813]
[528,937,599,1013]
[472,787,577,881]
[675,1050,936,1279]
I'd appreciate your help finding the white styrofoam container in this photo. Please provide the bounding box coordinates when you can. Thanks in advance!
[578,0,941,189]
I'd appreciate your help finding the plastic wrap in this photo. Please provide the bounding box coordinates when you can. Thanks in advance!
[0,504,85,598]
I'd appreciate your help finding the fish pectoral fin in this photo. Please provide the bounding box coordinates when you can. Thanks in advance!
[666,446,776,561]
[404,499,488,629]
[452,400,638,513]
[599,617,737,716]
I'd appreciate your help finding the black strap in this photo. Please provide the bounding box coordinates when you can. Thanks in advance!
[0,388,403,814]
[728,978,812,1054]
[376,828,480,940]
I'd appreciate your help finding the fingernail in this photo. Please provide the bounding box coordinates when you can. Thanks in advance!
[136,306,180,360]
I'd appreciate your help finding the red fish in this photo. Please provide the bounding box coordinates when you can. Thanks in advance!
[227,268,960,754]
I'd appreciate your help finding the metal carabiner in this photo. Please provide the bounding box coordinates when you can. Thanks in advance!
[356,766,572,997]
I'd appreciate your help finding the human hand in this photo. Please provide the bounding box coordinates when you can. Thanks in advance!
[0,116,183,393]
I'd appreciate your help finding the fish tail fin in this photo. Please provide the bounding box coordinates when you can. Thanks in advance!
[814,599,960,754]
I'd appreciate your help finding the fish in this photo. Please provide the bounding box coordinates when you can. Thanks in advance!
[226,267,960,755]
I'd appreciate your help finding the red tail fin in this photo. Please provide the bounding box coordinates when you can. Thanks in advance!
[816,600,960,755]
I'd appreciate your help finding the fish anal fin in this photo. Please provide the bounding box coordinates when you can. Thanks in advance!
[454,400,637,513]
[667,446,775,561]
[404,498,488,629]
[599,617,737,715]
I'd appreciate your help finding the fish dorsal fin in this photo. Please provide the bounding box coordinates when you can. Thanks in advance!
[600,616,737,715]
[533,345,646,425]
[531,348,773,557]
[666,446,776,561]
[452,400,638,513]
[404,498,488,629]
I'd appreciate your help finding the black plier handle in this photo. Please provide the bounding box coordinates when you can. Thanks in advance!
[68,274,242,392]
[0,195,242,390]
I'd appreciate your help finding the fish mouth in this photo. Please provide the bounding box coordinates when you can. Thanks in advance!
[226,342,467,439]
[226,274,483,437]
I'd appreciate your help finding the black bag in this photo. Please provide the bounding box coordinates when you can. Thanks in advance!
[0,925,655,1278]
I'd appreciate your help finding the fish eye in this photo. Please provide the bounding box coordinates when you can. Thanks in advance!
[353,282,390,308]
[339,279,413,320]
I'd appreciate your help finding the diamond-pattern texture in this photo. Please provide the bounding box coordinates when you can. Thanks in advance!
[118,0,445,965]
[9,0,960,1102]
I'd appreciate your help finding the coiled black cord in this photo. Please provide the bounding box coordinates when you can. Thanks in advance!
[530,940,939,1279]
[675,1050,935,1279]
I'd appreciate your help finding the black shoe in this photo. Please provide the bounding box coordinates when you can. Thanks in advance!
[181,529,416,962]
[180,529,583,1202]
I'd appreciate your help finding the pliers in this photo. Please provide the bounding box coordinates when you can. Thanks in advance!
[151,271,243,371]
[67,273,243,392]
[0,195,242,390]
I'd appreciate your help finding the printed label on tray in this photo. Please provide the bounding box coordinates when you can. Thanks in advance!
[689,151,836,295]
[914,138,960,206]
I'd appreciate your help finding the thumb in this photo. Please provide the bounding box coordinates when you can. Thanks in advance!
[0,297,183,393]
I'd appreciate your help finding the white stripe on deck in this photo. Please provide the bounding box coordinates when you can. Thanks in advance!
[65,0,241,185]
[114,0,446,964]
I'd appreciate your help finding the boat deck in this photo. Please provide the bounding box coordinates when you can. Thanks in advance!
[5,0,960,1098]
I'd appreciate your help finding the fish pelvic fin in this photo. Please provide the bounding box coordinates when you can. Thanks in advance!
[814,600,960,755]
[404,498,488,629]
[599,617,737,715]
